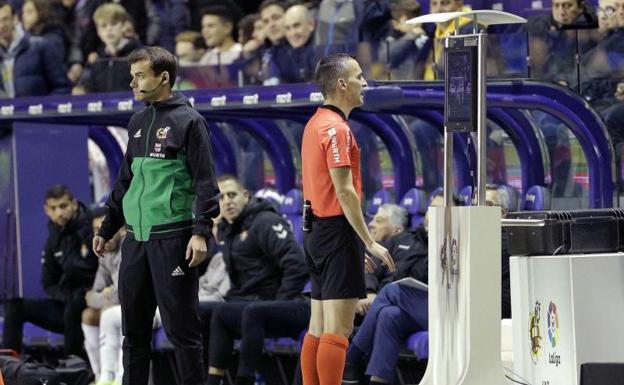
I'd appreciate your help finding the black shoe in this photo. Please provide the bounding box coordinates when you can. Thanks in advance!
[342,361,364,384]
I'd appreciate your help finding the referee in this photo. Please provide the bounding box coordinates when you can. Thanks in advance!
[300,53,396,385]
[93,47,220,385]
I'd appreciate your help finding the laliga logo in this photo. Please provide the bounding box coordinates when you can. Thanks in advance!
[526,193,536,203]
[529,300,542,364]
[547,301,559,348]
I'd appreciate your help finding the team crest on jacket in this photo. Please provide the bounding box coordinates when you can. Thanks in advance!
[240,230,248,242]
[156,126,171,139]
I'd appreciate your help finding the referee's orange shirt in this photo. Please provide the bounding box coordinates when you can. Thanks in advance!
[301,105,362,218]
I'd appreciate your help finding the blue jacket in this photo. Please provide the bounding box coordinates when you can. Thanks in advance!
[271,38,316,84]
[0,33,71,97]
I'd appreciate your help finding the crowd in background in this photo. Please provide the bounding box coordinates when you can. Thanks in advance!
[1,0,622,96]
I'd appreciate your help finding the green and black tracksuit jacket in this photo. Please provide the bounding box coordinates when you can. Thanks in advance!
[99,93,220,242]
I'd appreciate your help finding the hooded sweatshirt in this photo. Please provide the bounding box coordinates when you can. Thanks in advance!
[220,198,308,300]
[99,93,220,241]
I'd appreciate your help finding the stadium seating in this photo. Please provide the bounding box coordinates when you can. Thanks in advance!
[459,185,473,206]
[522,185,551,211]
[280,189,304,245]
[367,189,393,217]
[399,188,428,229]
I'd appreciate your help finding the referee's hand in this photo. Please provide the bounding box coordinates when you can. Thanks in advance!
[186,234,207,267]
[366,242,395,272]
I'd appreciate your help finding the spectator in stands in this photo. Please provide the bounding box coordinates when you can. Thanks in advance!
[580,0,624,83]
[527,0,598,87]
[120,12,140,41]
[342,196,440,385]
[189,0,244,32]
[597,0,618,37]
[0,0,70,97]
[73,3,141,94]
[314,0,359,50]
[2,185,98,356]
[199,4,242,66]
[80,207,125,384]
[238,13,265,84]
[380,0,428,80]
[175,31,207,66]
[200,174,308,385]
[241,13,265,56]
[57,0,100,85]
[238,13,257,46]
[417,0,472,80]
[21,0,70,59]
[617,0,624,26]
[260,0,286,46]
[604,89,624,153]
[258,0,287,85]
[268,4,316,83]
[145,0,190,53]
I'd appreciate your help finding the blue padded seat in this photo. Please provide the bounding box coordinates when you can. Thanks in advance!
[458,185,473,206]
[280,189,304,245]
[367,189,393,217]
[152,327,173,350]
[400,188,427,229]
[522,185,551,211]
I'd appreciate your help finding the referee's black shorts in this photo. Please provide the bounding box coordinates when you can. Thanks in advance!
[303,215,366,300]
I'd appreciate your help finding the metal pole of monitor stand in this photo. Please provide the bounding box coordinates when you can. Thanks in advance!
[443,34,454,208]
[476,17,487,207]
[443,35,454,293]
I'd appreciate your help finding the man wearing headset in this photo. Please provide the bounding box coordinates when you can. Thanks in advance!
[93,46,220,385]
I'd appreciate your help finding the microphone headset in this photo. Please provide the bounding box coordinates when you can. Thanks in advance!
[139,72,168,94]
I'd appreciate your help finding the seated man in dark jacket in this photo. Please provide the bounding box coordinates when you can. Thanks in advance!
[353,203,427,320]
[343,197,442,385]
[199,174,308,384]
[2,185,98,356]
[0,1,70,97]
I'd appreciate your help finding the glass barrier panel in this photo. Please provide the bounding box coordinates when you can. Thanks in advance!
[528,110,589,209]
[217,123,270,192]
[527,28,578,86]
[579,27,624,111]
[175,64,240,90]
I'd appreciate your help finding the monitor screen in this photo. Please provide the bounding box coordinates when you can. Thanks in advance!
[444,44,478,132]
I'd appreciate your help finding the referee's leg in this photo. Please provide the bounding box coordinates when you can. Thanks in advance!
[302,298,359,385]
[317,299,358,385]
[301,299,323,385]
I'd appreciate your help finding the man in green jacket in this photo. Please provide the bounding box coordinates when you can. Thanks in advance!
[93,46,220,385]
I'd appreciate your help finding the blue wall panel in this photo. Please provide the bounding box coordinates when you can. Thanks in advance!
[13,122,91,298]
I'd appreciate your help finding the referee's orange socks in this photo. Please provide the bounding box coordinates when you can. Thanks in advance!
[301,333,321,385]
[317,333,349,385]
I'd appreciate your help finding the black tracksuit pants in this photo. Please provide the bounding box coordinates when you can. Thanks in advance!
[2,295,86,356]
[119,232,204,385]
[209,300,311,379]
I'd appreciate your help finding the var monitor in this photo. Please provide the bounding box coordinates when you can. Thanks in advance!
[444,42,478,132]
